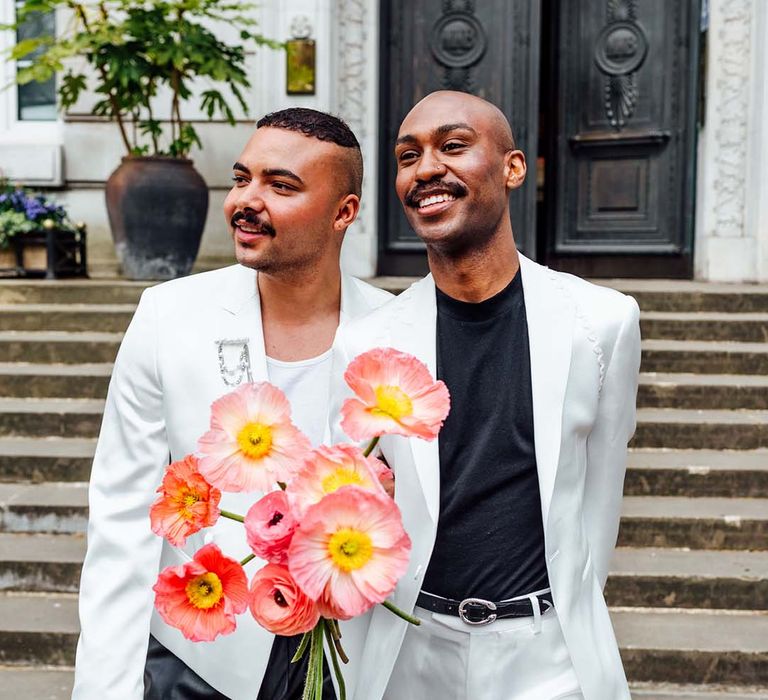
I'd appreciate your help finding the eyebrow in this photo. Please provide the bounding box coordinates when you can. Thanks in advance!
[262,168,304,186]
[395,122,478,146]
[233,162,249,173]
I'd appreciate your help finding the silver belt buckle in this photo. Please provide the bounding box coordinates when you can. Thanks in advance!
[458,597,497,626]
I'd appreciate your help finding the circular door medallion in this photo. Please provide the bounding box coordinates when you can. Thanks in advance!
[430,12,487,68]
[594,21,648,76]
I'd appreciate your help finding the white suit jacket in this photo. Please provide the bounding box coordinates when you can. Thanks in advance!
[72,263,392,700]
[331,254,641,700]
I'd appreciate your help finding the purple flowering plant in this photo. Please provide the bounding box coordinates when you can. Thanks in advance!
[0,181,75,249]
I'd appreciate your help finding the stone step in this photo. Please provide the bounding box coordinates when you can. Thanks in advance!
[0,593,78,667]
[0,482,88,534]
[638,373,768,411]
[618,497,768,550]
[0,667,74,700]
[0,398,104,439]
[603,280,768,313]
[0,533,85,593]
[0,304,135,333]
[629,683,768,699]
[640,312,768,342]
[615,607,768,686]
[633,409,768,451]
[625,449,768,498]
[0,438,95,483]
[641,340,768,375]
[606,548,768,610]
[0,280,149,305]
[0,363,111,400]
[0,332,121,364]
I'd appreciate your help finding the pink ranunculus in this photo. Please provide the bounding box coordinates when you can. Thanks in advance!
[244,490,297,565]
[286,443,387,518]
[248,563,320,636]
[153,543,249,642]
[340,347,450,441]
[150,455,221,547]
[288,486,411,620]
[197,382,312,493]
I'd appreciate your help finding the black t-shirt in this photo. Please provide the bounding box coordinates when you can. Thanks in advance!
[421,270,550,601]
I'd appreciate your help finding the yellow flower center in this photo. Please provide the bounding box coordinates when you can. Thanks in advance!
[237,422,273,459]
[321,468,365,495]
[327,528,373,572]
[185,572,223,610]
[174,487,201,521]
[371,385,413,421]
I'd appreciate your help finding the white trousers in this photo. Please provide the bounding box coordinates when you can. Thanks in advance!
[383,602,583,700]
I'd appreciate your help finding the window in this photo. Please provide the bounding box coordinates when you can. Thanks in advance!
[14,2,56,121]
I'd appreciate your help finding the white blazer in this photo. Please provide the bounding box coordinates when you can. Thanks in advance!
[72,263,392,700]
[331,254,641,700]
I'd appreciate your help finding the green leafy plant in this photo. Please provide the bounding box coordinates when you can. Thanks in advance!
[6,0,281,158]
[0,180,76,249]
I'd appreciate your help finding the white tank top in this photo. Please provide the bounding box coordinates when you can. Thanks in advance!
[266,348,333,447]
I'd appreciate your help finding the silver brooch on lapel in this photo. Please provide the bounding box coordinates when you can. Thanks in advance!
[215,338,253,386]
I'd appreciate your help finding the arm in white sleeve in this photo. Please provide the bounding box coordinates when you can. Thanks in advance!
[72,287,169,699]
[583,296,641,589]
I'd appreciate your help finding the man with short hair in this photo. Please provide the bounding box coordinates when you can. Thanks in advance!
[73,108,389,700]
[332,91,641,700]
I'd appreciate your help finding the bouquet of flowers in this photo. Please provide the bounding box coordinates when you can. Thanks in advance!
[149,347,450,699]
[0,181,76,249]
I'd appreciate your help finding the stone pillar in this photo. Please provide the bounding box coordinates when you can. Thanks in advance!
[695,0,768,282]
[333,0,379,278]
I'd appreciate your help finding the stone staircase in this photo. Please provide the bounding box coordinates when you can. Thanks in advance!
[0,278,766,699]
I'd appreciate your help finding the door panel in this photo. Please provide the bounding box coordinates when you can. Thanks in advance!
[378,0,541,276]
[545,0,700,277]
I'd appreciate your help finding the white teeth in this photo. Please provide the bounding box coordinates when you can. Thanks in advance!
[418,193,456,208]
[239,224,263,233]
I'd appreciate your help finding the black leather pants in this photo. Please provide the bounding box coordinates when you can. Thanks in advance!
[144,634,336,700]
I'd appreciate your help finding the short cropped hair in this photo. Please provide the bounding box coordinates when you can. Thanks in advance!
[257,108,363,197]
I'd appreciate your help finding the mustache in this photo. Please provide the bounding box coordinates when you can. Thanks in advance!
[404,180,467,208]
[231,211,276,236]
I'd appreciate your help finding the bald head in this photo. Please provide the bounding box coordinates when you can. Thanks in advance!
[402,91,515,153]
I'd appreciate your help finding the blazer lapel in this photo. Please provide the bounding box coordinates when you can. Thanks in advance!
[389,275,441,524]
[519,254,574,529]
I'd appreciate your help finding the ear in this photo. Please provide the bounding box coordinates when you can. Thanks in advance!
[503,150,527,191]
[333,193,361,233]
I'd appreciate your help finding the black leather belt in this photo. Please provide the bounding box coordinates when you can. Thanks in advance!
[416,590,554,626]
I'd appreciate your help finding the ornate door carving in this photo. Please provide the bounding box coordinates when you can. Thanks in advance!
[545,0,701,277]
[378,0,540,276]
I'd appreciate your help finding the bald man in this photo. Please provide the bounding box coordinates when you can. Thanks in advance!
[331,92,641,700]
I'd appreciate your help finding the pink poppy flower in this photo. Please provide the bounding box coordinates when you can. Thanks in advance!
[286,443,387,517]
[244,490,297,565]
[340,347,450,441]
[153,543,249,642]
[197,382,312,492]
[249,563,320,636]
[150,455,221,547]
[288,486,411,620]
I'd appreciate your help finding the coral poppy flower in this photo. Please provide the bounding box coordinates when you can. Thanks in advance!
[153,543,249,642]
[249,563,320,636]
[197,382,312,492]
[340,347,450,441]
[286,443,387,517]
[288,486,411,620]
[244,490,297,565]
[150,455,221,547]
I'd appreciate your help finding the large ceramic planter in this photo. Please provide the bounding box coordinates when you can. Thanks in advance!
[105,156,208,280]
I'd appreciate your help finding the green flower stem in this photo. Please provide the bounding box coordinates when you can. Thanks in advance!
[328,619,349,664]
[239,553,256,566]
[323,620,347,700]
[291,631,311,663]
[301,628,317,700]
[381,599,421,626]
[314,625,324,699]
[219,510,245,523]
[362,436,380,458]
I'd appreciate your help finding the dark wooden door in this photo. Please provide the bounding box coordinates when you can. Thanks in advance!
[378,0,541,276]
[543,0,701,277]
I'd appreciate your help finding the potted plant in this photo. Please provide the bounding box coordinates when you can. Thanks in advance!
[8,0,278,280]
[0,181,87,278]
